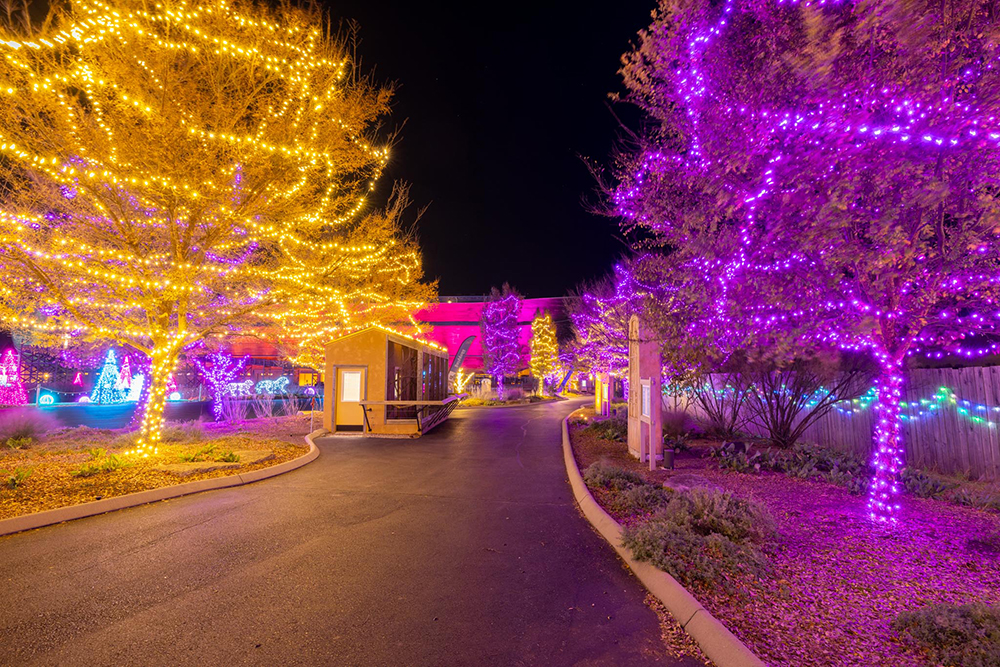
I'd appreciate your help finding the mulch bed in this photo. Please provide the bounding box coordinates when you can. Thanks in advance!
[0,416,311,521]
[569,410,1000,667]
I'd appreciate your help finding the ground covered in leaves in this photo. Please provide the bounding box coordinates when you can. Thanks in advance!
[569,409,1000,667]
[0,416,311,521]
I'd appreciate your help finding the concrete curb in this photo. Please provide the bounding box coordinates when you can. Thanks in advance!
[561,417,765,667]
[0,429,325,538]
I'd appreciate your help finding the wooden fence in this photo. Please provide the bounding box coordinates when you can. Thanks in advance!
[670,366,1000,480]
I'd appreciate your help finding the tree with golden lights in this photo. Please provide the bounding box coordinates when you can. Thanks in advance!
[0,0,433,453]
[529,310,558,395]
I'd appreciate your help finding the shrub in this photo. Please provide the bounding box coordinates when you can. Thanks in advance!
[179,443,217,462]
[504,387,525,401]
[622,487,775,593]
[950,489,1000,513]
[71,462,103,478]
[711,440,871,494]
[583,414,627,443]
[892,603,1000,667]
[583,461,645,492]
[711,441,764,473]
[102,454,132,472]
[4,435,34,450]
[661,409,692,438]
[87,447,107,461]
[583,462,672,516]
[218,450,240,463]
[607,483,674,516]
[660,487,777,544]
[2,467,32,489]
[0,408,60,443]
[623,519,770,591]
[71,453,133,477]
[902,468,956,499]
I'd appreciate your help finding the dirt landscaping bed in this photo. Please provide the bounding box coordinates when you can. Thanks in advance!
[568,408,1000,667]
[0,415,311,521]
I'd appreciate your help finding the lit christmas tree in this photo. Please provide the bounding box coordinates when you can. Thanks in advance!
[90,350,126,405]
[0,348,27,406]
[530,311,559,395]
[194,349,249,421]
[0,0,434,454]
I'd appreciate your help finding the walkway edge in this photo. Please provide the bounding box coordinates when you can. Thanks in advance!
[0,429,325,538]
[561,417,765,667]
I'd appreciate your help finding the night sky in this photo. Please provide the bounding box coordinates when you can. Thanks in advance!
[328,0,653,298]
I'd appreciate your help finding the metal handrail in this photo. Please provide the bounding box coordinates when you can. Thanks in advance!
[357,394,467,434]
[357,394,467,407]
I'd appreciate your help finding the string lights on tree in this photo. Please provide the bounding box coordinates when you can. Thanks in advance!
[614,0,1000,524]
[193,348,248,421]
[481,284,522,401]
[570,263,652,384]
[529,310,559,395]
[0,0,433,454]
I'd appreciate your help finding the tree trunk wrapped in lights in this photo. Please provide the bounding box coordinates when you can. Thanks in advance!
[0,0,433,453]
[615,0,1000,524]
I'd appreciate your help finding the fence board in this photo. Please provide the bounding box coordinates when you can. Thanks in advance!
[671,366,1000,480]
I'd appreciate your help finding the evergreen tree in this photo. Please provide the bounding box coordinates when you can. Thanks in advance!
[91,350,126,405]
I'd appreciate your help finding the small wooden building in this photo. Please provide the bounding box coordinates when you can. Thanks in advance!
[323,327,458,436]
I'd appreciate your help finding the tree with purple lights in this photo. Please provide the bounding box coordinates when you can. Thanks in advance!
[194,349,249,421]
[481,284,522,400]
[0,0,432,453]
[616,0,1000,524]
[569,263,648,381]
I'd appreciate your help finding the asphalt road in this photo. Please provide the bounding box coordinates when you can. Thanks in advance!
[0,399,700,666]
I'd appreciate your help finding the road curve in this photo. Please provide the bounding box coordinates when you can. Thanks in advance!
[0,399,700,666]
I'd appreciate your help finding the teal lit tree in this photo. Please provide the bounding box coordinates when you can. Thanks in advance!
[91,350,126,405]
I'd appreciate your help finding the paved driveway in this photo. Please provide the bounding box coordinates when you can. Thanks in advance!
[0,400,699,666]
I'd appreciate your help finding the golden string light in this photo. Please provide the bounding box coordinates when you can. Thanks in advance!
[0,0,435,453]
[530,311,559,394]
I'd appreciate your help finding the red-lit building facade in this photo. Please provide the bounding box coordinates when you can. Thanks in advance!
[413,296,569,372]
